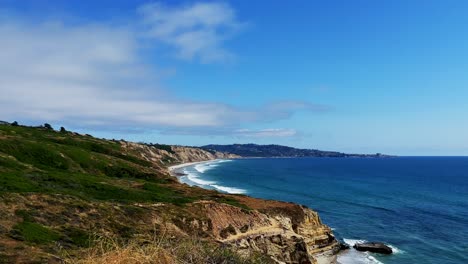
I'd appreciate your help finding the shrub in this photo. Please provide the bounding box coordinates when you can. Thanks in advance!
[44,123,53,130]
[220,224,237,239]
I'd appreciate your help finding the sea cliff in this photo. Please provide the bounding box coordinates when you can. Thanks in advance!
[0,123,339,263]
[123,141,340,263]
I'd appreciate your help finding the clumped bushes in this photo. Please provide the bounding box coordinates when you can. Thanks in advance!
[0,140,70,170]
[220,224,237,239]
[148,143,175,154]
[43,123,53,130]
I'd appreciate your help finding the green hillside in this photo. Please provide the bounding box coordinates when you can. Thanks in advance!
[0,123,194,205]
[0,123,266,263]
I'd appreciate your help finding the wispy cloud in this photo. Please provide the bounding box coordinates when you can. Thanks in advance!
[0,2,327,136]
[0,19,230,128]
[138,2,243,63]
[234,128,297,137]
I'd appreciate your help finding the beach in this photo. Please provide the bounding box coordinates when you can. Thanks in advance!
[168,159,247,194]
[168,160,214,173]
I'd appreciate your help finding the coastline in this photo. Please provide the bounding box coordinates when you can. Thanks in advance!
[166,158,341,264]
[167,159,247,194]
[168,160,216,173]
[166,158,390,264]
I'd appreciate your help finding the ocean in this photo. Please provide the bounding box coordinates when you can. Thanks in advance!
[176,157,468,264]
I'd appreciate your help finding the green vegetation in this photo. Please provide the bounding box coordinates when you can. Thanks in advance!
[217,196,251,211]
[12,222,60,244]
[65,227,92,247]
[0,124,192,205]
[43,123,53,130]
[146,143,175,154]
[0,123,254,263]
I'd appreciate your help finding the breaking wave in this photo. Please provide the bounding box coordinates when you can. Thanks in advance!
[178,160,246,194]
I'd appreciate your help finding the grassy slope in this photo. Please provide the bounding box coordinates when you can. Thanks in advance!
[0,125,191,204]
[0,124,265,263]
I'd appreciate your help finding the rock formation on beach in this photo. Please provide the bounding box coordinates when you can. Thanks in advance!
[354,242,393,254]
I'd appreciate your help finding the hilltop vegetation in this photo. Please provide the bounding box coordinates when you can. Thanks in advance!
[0,123,192,205]
[202,144,388,158]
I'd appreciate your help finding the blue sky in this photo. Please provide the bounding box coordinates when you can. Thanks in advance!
[1,0,467,155]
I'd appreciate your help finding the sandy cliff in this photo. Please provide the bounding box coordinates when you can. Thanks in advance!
[123,142,340,263]
[121,141,240,164]
[196,200,339,264]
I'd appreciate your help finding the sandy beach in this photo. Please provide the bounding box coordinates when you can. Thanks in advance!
[168,160,217,174]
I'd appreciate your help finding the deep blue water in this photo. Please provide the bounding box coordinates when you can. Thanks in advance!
[177,157,468,264]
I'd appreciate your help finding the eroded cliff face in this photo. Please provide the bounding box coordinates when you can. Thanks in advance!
[121,141,240,165]
[121,141,339,263]
[192,200,340,264]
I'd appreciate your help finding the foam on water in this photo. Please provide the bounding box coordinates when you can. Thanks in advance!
[194,159,232,173]
[184,169,217,185]
[388,245,403,254]
[194,164,211,173]
[343,238,366,246]
[216,159,233,163]
[340,239,380,264]
[177,160,246,194]
[211,184,247,194]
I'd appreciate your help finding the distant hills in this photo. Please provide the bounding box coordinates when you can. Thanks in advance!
[201,144,389,158]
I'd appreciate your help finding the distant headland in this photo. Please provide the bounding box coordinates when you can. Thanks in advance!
[201,143,392,158]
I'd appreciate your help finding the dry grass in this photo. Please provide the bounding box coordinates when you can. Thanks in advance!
[66,240,175,264]
[62,229,272,264]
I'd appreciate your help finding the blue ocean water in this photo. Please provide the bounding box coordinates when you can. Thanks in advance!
[177,157,468,264]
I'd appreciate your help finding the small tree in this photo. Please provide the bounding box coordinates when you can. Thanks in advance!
[44,123,53,130]
[11,121,19,126]
[60,126,67,133]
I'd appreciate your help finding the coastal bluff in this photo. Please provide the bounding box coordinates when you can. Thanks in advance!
[0,123,339,263]
[123,141,341,263]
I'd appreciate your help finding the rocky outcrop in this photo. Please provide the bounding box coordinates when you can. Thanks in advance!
[354,242,393,254]
[187,201,340,264]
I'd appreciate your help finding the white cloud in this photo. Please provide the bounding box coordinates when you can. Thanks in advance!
[0,2,326,135]
[0,20,232,128]
[138,2,242,62]
[234,128,297,137]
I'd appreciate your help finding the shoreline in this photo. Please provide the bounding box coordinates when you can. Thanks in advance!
[166,158,340,263]
[168,160,216,173]
[168,159,248,194]
[166,158,379,264]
